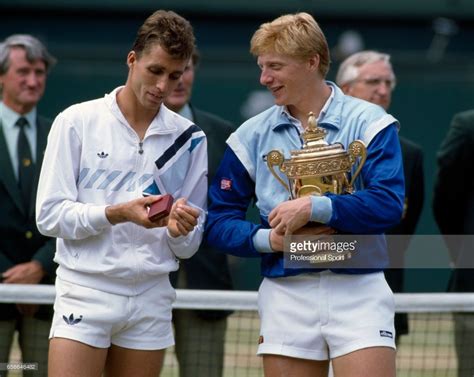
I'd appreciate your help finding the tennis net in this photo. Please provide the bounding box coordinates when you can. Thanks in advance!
[1,285,474,376]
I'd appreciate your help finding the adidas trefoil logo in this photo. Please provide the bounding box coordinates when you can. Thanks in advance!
[97,151,109,158]
[63,313,83,325]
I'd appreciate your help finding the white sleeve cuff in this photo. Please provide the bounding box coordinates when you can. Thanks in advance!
[166,228,187,244]
[310,196,333,224]
[166,219,205,259]
[252,228,274,253]
[89,205,112,229]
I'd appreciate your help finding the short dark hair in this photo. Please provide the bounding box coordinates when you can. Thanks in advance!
[131,10,195,61]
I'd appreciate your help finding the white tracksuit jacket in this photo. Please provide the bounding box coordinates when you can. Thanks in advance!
[36,87,207,296]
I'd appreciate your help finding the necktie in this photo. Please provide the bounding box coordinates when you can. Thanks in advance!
[16,117,35,211]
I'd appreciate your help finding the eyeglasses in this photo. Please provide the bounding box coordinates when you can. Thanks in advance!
[354,77,396,90]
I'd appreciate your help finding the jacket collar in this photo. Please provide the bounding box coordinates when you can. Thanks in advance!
[104,86,179,135]
[270,81,343,132]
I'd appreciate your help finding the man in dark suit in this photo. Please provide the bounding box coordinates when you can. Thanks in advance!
[0,34,56,377]
[165,48,234,377]
[336,50,424,343]
[434,109,474,377]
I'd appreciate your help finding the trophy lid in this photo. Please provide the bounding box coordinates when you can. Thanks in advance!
[290,112,347,162]
[301,112,328,148]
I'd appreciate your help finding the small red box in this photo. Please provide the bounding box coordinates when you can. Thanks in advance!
[148,194,174,222]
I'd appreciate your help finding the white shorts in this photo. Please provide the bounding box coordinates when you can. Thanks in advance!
[257,271,395,360]
[50,276,176,350]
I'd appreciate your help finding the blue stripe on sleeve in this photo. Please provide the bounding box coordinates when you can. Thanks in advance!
[155,124,201,169]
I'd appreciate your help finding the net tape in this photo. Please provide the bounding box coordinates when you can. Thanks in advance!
[2,284,474,312]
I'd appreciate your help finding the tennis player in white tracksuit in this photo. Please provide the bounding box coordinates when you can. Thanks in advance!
[36,88,207,369]
[35,10,206,377]
[37,86,207,294]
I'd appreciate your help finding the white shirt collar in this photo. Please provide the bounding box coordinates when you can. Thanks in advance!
[0,101,37,129]
[104,86,178,135]
[280,84,335,131]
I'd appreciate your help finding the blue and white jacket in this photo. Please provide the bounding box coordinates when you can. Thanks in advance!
[36,87,207,295]
[206,82,404,277]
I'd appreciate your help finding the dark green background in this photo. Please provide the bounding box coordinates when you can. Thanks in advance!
[1,1,473,292]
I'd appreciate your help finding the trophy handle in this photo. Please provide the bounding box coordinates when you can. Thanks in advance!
[348,140,367,188]
[266,150,290,192]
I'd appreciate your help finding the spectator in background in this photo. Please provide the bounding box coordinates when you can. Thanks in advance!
[164,48,234,377]
[336,50,424,344]
[36,10,206,377]
[0,34,57,377]
[433,109,474,377]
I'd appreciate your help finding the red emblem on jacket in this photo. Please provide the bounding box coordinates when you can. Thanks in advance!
[220,178,232,191]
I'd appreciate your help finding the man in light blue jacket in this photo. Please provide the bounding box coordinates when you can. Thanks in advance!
[206,12,404,377]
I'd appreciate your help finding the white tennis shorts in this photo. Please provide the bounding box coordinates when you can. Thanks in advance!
[257,270,395,360]
[50,276,176,350]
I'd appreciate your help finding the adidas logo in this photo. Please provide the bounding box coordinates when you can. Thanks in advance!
[97,151,109,158]
[63,313,83,325]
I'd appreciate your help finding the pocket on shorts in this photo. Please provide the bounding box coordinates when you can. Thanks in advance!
[257,278,269,317]
[370,272,395,316]
[55,278,74,299]
[53,278,75,313]
[146,276,176,307]
[165,275,177,302]
[380,273,396,310]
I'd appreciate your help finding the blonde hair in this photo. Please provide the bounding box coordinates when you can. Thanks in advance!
[250,12,330,77]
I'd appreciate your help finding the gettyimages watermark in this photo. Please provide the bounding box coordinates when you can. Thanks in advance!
[283,234,474,269]
[284,234,362,268]
[288,238,357,262]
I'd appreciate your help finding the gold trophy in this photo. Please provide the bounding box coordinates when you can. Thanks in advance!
[267,112,367,199]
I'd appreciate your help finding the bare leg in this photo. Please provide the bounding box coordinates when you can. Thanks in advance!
[104,344,165,377]
[48,338,107,377]
[332,346,395,377]
[263,354,329,377]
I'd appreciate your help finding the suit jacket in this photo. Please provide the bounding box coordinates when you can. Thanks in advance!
[0,114,56,320]
[170,105,234,320]
[433,110,474,292]
[385,136,424,336]
[385,136,425,275]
